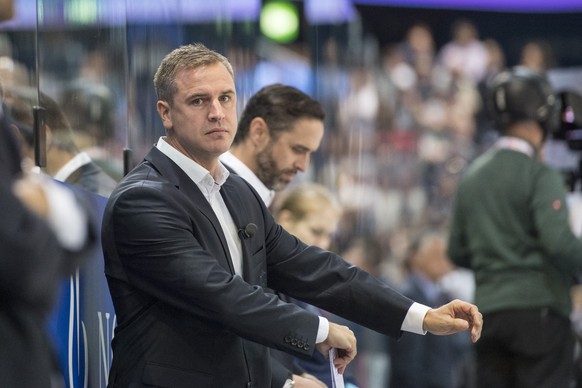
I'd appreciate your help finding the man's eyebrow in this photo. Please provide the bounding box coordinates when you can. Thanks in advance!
[188,92,208,99]
[293,144,312,152]
[188,88,235,98]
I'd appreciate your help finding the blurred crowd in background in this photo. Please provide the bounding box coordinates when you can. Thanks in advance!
[1,4,582,386]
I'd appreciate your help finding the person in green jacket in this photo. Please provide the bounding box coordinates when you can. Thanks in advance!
[448,66,582,388]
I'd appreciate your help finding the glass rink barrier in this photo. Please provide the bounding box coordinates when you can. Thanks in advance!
[1,0,582,387]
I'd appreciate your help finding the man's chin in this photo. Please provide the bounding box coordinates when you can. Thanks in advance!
[271,182,288,192]
[271,178,292,191]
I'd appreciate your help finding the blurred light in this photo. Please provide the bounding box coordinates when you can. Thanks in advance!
[0,0,261,30]
[65,0,98,24]
[260,1,299,43]
[565,106,575,124]
[305,0,356,24]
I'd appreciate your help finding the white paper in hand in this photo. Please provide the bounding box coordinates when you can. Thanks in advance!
[329,348,345,388]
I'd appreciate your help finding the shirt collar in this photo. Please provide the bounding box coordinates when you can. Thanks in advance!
[220,150,275,207]
[53,151,93,182]
[494,136,535,158]
[156,137,229,196]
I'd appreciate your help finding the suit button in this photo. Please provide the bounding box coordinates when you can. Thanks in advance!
[303,343,310,351]
[284,335,292,343]
[291,339,298,346]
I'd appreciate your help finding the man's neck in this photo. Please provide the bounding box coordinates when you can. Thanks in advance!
[229,144,258,175]
[504,121,544,152]
[164,136,219,177]
[44,147,74,176]
[221,149,275,207]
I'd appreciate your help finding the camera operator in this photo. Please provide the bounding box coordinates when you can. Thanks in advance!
[447,65,582,388]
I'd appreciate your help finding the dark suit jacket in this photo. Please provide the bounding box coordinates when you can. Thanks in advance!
[221,162,306,388]
[275,298,360,387]
[0,111,97,387]
[102,146,415,388]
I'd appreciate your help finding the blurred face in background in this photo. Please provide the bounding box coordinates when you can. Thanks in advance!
[277,199,339,250]
[409,235,454,282]
[255,118,324,191]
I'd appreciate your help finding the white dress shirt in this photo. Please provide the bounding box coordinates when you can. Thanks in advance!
[156,137,244,275]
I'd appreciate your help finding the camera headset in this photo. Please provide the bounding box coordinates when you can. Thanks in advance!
[488,66,561,140]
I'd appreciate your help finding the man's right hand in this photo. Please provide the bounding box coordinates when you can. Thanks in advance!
[315,322,357,374]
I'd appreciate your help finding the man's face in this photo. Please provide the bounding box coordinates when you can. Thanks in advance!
[414,237,453,282]
[157,62,237,169]
[283,205,339,250]
[255,118,324,191]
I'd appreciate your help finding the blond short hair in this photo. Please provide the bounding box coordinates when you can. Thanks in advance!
[273,182,341,223]
[153,43,234,104]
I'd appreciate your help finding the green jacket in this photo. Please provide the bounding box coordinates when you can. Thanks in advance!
[448,138,582,318]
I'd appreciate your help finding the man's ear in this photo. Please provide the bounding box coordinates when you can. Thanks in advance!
[157,100,172,130]
[249,117,270,148]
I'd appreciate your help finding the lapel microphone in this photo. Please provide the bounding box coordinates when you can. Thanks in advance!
[238,223,257,240]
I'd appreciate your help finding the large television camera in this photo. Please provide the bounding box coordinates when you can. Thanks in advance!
[555,91,582,150]
[553,90,582,191]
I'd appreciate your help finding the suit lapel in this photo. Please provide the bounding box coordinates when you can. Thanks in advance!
[144,147,236,274]
[221,178,256,283]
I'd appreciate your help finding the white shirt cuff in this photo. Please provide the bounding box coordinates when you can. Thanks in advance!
[43,178,88,251]
[401,302,431,335]
[316,316,329,344]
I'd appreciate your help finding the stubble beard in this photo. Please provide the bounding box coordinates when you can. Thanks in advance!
[255,142,288,191]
